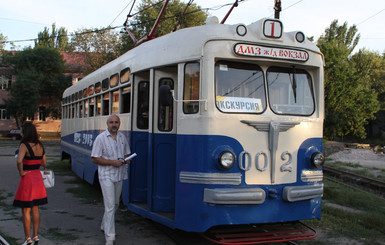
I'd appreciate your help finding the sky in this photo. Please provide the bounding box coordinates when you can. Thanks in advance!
[1,0,385,53]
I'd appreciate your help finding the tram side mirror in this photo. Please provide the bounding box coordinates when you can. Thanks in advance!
[159,85,173,106]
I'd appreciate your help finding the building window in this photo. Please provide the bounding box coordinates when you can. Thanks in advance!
[0,75,12,90]
[39,107,46,121]
[0,108,9,120]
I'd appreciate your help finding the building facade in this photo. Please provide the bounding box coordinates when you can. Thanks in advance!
[0,52,88,137]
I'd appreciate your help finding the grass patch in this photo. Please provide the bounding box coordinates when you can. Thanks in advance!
[46,159,72,175]
[0,190,17,213]
[303,179,385,244]
[42,227,79,242]
[66,183,102,205]
[327,161,385,180]
[64,176,102,205]
[46,159,102,204]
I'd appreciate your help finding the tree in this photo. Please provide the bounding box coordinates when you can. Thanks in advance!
[35,23,70,51]
[120,0,208,52]
[69,27,121,74]
[67,1,208,71]
[351,49,385,107]
[318,20,380,139]
[4,47,72,127]
[0,32,6,52]
[351,49,385,138]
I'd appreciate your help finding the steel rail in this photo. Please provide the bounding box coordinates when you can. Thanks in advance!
[323,166,385,197]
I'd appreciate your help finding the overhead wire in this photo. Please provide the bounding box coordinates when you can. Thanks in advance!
[356,7,385,26]
[1,1,242,45]
[109,0,136,26]
[3,0,385,46]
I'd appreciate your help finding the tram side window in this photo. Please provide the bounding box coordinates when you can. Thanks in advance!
[96,96,102,116]
[103,93,110,115]
[102,78,109,91]
[112,90,119,114]
[71,104,76,118]
[215,61,266,114]
[183,62,200,114]
[79,101,83,118]
[95,82,101,93]
[267,67,314,115]
[121,86,131,114]
[89,97,95,117]
[110,74,119,88]
[120,68,130,84]
[84,99,89,117]
[158,78,174,131]
[137,81,149,129]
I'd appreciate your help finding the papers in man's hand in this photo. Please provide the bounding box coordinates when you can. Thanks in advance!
[124,153,137,162]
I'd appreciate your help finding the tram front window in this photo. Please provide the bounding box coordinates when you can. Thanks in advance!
[215,61,266,114]
[267,67,314,115]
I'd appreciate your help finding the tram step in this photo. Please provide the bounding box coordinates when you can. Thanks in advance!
[200,221,317,244]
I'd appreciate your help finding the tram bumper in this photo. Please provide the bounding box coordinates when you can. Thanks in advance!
[203,188,266,204]
[282,184,323,202]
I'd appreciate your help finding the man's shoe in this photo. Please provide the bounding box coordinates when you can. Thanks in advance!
[105,240,114,245]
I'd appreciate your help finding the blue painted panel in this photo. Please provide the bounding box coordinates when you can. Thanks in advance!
[128,131,149,202]
[171,135,323,232]
[152,133,176,212]
[65,130,323,232]
[61,131,99,184]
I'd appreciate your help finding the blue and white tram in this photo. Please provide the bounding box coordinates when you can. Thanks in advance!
[61,16,325,233]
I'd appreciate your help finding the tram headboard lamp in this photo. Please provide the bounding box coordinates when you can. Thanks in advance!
[311,152,325,168]
[295,32,305,43]
[236,24,247,36]
[218,151,235,169]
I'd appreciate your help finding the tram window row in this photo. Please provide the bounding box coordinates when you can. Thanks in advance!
[62,70,131,120]
[62,62,201,121]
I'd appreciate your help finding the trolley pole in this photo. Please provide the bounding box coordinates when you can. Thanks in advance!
[274,0,282,19]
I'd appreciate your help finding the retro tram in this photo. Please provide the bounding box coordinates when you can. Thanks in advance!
[61,1,325,242]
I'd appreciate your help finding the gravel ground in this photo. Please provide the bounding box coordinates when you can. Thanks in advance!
[327,148,385,169]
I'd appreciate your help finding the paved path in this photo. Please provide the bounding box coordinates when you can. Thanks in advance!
[0,139,176,245]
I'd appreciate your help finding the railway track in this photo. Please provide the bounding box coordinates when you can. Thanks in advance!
[323,166,385,197]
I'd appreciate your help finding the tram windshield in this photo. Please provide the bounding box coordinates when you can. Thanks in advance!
[267,67,314,115]
[215,61,315,116]
[215,61,266,114]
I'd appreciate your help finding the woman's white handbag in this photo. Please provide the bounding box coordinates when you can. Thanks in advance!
[41,169,55,188]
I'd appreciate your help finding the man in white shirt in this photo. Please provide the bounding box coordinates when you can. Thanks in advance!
[91,114,131,245]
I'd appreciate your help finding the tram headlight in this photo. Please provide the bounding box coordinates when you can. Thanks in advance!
[311,152,325,168]
[295,31,305,43]
[236,24,247,36]
[218,151,235,169]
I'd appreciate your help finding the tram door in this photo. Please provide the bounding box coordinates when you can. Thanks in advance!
[151,67,177,212]
[129,71,150,204]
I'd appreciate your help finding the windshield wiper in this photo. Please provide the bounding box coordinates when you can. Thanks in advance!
[291,66,297,103]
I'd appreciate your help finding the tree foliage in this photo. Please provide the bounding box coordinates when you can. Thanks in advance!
[35,23,70,51]
[67,0,208,71]
[120,0,208,52]
[0,32,6,52]
[4,47,72,127]
[69,27,121,74]
[318,20,380,139]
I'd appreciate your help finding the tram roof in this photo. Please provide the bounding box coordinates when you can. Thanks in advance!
[63,17,321,97]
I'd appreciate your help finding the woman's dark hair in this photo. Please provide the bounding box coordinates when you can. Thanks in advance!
[20,122,42,147]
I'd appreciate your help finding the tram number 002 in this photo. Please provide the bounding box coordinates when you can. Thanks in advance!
[238,151,293,172]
